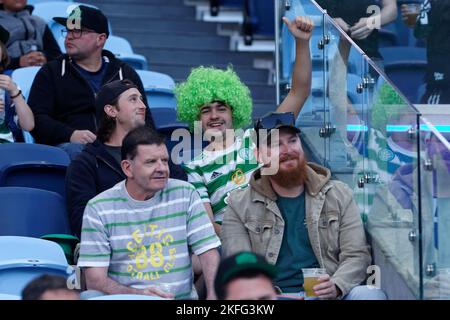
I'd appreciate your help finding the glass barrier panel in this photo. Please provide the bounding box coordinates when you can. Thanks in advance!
[322,13,367,193]
[419,115,450,300]
[279,0,327,165]
[364,58,421,299]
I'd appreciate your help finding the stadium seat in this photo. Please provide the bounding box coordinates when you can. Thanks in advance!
[137,70,177,109]
[11,67,41,143]
[243,0,275,44]
[0,293,20,300]
[11,67,41,101]
[383,61,426,103]
[104,36,148,70]
[29,0,72,4]
[0,144,70,199]
[151,108,188,132]
[89,294,168,300]
[0,236,71,296]
[0,187,71,238]
[380,46,427,103]
[378,29,399,47]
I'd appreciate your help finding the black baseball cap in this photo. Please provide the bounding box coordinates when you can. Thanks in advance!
[254,112,301,147]
[53,5,109,37]
[215,252,277,292]
[95,80,138,120]
[0,24,10,44]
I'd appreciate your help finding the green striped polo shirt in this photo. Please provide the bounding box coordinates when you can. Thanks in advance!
[182,130,260,224]
[77,179,221,299]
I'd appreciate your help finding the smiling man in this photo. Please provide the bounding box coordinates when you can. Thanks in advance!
[78,126,220,299]
[177,16,314,235]
[28,5,153,159]
[221,112,386,300]
[65,79,186,239]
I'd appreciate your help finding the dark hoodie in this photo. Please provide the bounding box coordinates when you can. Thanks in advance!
[28,50,155,145]
[65,139,187,238]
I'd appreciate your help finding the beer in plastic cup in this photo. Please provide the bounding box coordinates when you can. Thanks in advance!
[403,3,421,27]
[302,268,327,298]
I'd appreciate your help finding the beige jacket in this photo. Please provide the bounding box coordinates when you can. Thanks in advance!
[221,162,372,297]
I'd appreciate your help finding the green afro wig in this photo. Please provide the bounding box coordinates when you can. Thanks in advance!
[175,66,253,131]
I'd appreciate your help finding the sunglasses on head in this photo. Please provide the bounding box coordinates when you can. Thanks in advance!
[254,112,300,147]
[254,112,296,131]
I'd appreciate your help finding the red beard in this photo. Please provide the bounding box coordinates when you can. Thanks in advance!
[269,153,308,188]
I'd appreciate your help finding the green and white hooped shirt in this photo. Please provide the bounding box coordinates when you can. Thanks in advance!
[183,130,261,224]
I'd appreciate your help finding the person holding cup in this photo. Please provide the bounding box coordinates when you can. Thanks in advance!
[0,24,34,143]
[401,0,450,104]
[221,112,387,300]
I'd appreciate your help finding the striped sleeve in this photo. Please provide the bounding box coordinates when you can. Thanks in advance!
[77,201,111,268]
[183,163,211,203]
[186,188,220,255]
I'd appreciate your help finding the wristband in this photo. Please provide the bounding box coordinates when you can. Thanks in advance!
[10,90,22,99]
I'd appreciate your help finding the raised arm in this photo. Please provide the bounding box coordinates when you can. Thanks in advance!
[276,16,314,118]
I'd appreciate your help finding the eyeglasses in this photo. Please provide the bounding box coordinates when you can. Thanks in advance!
[61,28,96,39]
[254,112,296,131]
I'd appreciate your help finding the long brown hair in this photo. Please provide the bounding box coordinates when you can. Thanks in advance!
[0,41,10,72]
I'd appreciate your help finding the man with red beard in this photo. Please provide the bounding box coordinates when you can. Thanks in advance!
[221,112,386,300]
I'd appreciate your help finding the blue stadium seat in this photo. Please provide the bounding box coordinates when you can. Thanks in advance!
[0,144,70,199]
[0,187,71,238]
[29,0,72,4]
[380,46,426,64]
[384,61,426,103]
[104,36,148,70]
[151,108,188,132]
[136,70,177,109]
[11,67,41,143]
[243,0,274,44]
[89,294,168,300]
[380,46,427,103]
[0,293,20,300]
[0,236,71,296]
[11,67,41,101]
[378,29,399,47]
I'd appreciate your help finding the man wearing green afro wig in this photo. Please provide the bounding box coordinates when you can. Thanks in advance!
[179,16,314,235]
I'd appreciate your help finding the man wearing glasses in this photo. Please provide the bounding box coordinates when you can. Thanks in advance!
[28,5,153,160]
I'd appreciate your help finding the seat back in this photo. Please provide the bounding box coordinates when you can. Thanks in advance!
[11,67,41,101]
[0,236,70,295]
[0,187,71,238]
[89,294,168,300]
[137,70,176,109]
[384,62,427,103]
[0,144,70,198]
[247,0,275,37]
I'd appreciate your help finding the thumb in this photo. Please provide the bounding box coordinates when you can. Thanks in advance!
[282,16,290,27]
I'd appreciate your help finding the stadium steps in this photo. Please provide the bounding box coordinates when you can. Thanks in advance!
[85,0,276,114]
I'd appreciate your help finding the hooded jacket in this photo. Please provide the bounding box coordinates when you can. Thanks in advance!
[221,162,372,297]
[28,50,154,145]
[0,4,62,69]
[65,139,187,238]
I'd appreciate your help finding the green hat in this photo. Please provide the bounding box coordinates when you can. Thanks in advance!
[175,66,253,131]
[214,252,277,293]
